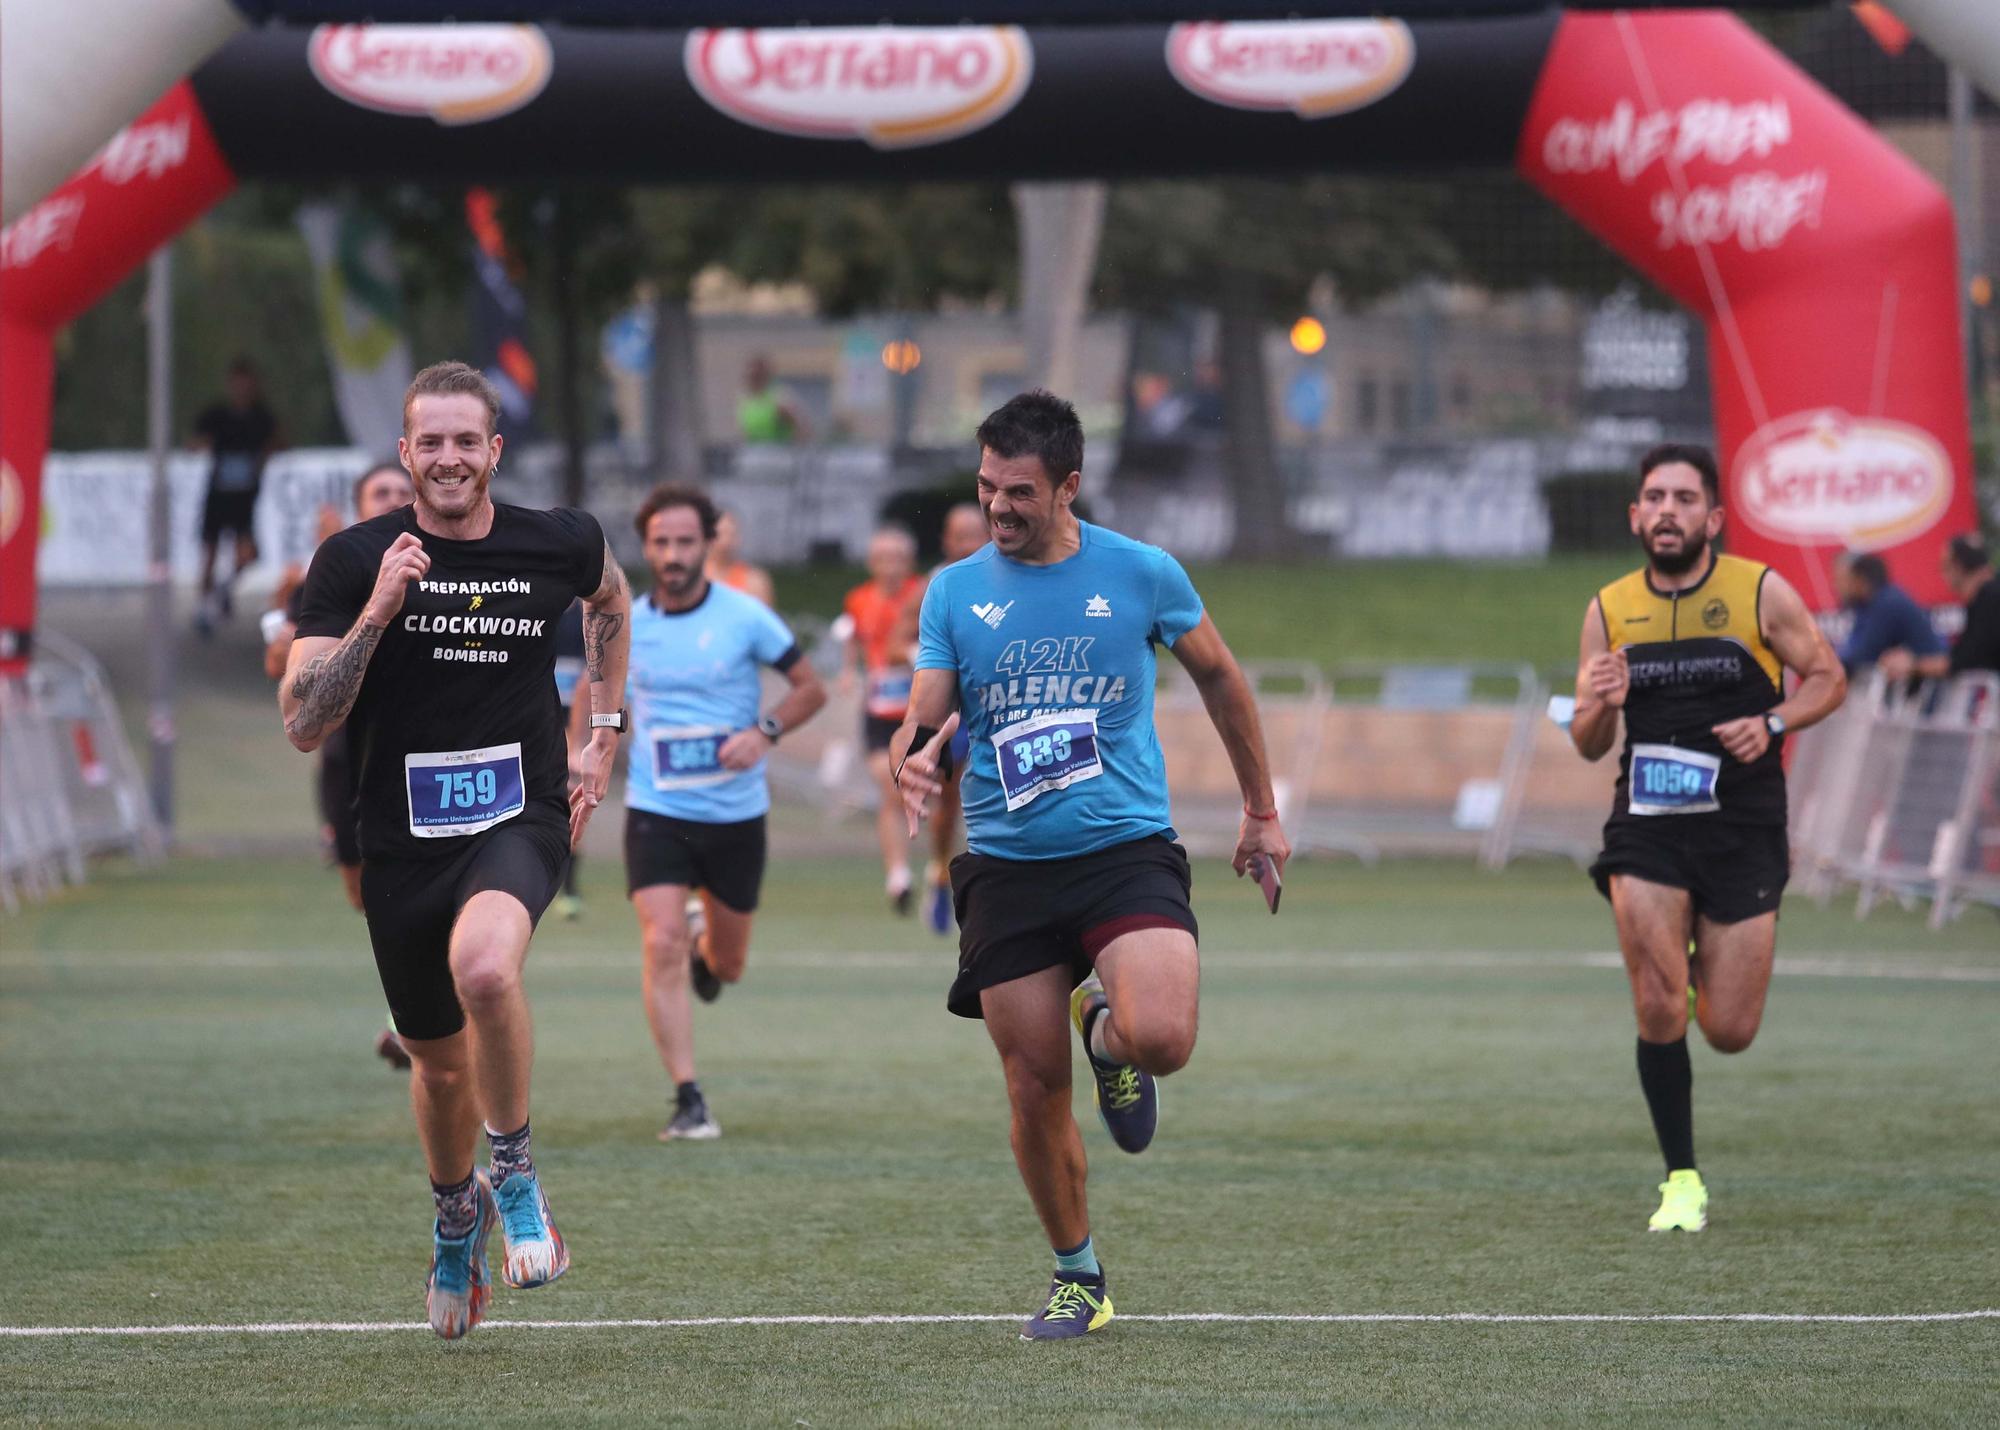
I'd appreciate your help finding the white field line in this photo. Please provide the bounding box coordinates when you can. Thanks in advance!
[8,949,1999,983]
[4,1310,1998,1338]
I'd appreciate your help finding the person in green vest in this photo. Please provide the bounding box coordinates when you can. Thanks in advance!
[737,355,808,445]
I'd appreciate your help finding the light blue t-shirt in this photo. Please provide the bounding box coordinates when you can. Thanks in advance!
[915,521,1204,861]
[624,584,799,823]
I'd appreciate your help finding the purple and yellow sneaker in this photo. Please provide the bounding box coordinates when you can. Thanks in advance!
[1070,978,1159,1154]
[1020,1269,1114,1341]
[494,1170,569,1289]
[425,1171,498,1340]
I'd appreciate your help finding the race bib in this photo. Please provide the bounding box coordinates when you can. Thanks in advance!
[405,742,525,838]
[1628,743,1722,816]
[214,453,259,492]
[993,708,1103,812]
[866,666,914,718]
[651,725,733,791]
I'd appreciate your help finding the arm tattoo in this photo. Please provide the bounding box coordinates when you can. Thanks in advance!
[285,620,384,744]
[584,606,623,683]
[583,540,628,683]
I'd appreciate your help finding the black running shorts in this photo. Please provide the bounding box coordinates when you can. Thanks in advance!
[862,713,901,753]
[200,489,258,543]
[947,834,1198,1020]
[1591,816,1789,925]
[316,729,361,868]
[623,808,768,913]
[359,818,570,1042]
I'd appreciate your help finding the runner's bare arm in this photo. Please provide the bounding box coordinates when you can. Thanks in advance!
[1168,612,1291,877]
[281,532,428,752]
[1713,570,1847,762]
[890,668,961,835]
[571,541,633,847]
[1571,596,1626,762]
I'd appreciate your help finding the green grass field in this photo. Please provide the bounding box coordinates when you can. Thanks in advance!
[5,853,1997,1426]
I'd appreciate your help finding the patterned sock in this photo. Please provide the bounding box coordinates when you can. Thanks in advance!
[1053,1236,1100,1279]
[432,1170,479,1240]
[486,1120,534,1188]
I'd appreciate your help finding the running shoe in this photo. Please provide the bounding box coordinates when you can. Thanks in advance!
[374,1026,412,1072]
[1648,1168,1709,1233]
[494,1170,570,1288]
[425,1171,497,1340]
[924,879,953,936]
[1070,977,1158,1154]
[1020,1269,1114,1341]
[686,897,722,1003]
[556,893,583,922]
[660,1085,721,1142]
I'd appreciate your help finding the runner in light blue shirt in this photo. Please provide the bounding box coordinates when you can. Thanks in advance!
[891,390,1291,1341]
[612,485,825,1143]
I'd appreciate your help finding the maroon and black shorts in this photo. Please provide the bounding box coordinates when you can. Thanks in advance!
[945,834,1197,1020]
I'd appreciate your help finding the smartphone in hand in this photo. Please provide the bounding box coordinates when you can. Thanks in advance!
[1248,853,1282,914]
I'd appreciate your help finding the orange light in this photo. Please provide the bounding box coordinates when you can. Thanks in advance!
[882,339,922,374]
[1971,274,1993,309]
[1289,316,1327,356]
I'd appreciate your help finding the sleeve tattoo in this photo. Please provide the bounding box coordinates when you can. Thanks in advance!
[285,620,384,743]
[583,540,628,683]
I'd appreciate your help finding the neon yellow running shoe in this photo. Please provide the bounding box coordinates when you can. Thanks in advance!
[1648,1169,1708,1232]
[1070,977,1158,1153]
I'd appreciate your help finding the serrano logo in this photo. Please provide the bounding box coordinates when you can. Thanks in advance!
[309,25,553,126]
[1733,410,1952,550]
[1166,20,1414,119]
[684,27,1033,148]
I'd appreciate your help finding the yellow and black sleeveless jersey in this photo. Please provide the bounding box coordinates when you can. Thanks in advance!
[1598,553,1786,826]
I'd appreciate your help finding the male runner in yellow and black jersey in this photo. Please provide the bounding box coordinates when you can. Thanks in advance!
[1570,444,1844,1234]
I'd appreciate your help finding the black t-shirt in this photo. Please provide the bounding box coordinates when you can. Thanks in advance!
[295,503,606,864]
[1948,576,2000,677]
[195,402,277,495]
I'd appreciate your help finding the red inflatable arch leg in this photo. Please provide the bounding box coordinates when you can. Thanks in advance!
[1519,11,1977,611]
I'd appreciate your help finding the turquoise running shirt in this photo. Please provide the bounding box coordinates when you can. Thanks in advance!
[915,521,1204,861]
[624,584,800,823]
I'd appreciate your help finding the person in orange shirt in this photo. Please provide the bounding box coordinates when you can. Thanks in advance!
[893,502,990,933]
[705,507,775,608]
[842,525,924,912]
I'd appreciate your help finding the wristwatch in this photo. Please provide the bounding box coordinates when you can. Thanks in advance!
[590,708,628,732]
[757,714,784,743]
[1764,713,1787,739]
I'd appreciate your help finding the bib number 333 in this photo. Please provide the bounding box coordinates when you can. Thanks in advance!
[993,708,1102,812]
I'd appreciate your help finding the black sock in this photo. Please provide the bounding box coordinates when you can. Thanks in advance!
[563,854,579,897]
[432,1170,479,1240]
[1636,1036,1696,1172]
[486,1119,533,1188]
[675,1080,703,1108]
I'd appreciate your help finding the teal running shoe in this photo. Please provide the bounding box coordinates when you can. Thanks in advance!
[494,1171,570,1289]
[425,1171,497,1340]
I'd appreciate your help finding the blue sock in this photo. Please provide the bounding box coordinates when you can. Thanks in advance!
[1053,1236,1100,1278]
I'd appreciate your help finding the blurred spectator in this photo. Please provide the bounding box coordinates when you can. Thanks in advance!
[737,355,808,445]
[1942,534,2000,678]
[1835,551,1944,680]
[190,357,284,637]
[706,508,775,607]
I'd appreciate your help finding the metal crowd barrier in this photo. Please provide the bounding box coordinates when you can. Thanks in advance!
[1790,670,2000,927]
[0,632,163,913]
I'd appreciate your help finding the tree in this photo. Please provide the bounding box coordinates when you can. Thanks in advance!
[1095,176,1458,559]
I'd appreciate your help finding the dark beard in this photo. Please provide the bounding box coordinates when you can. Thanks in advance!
[1645,527,1708,576]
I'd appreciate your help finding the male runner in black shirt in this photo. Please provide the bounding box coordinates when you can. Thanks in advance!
[284,362,631,1339]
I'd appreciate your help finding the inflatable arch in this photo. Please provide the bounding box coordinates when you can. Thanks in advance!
[0,11,1978,668]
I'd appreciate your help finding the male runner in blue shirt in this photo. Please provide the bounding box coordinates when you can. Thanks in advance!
[602,484,825,1141]
[894,390,1291,1340]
